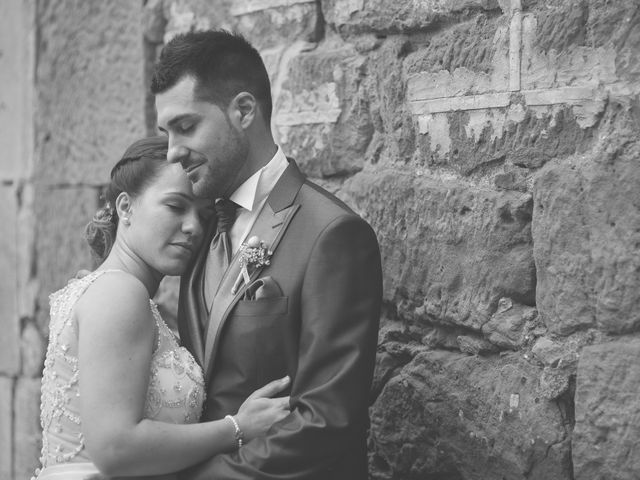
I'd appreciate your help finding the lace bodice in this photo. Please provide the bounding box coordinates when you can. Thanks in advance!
[38,270,205,469]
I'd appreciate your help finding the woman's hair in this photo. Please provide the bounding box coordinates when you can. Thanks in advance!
[85,136,169,263]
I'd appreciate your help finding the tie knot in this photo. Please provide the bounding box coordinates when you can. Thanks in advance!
[214,199,238,233]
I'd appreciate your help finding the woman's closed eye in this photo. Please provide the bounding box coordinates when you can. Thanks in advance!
[166,203,186,212]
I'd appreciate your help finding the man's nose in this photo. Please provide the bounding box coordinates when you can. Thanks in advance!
[167,145,189,164]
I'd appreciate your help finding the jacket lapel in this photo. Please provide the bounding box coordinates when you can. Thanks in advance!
[178,220,217,367]
[202,160,305,381]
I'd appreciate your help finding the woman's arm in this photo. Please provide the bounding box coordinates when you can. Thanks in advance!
[76,272,289,477]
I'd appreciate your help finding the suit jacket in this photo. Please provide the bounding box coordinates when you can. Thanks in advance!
[177,159,382,480]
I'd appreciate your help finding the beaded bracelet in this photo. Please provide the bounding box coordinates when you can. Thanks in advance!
[225,414,244,449]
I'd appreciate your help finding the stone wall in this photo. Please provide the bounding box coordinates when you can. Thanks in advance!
[1,0,638,479]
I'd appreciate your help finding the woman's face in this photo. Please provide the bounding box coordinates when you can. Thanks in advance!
[125,163,208,276]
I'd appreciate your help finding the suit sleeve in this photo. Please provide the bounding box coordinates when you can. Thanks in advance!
[182,214,383,479]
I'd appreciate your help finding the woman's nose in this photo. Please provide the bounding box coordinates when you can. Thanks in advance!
[183,210,203,239]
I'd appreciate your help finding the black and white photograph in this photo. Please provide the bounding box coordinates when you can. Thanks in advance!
[1,1,639,479]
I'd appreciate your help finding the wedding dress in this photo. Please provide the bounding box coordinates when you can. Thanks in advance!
[34,270,205,480]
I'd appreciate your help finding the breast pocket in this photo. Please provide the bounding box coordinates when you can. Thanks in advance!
[234,296,288,317]
[229,296,293,387]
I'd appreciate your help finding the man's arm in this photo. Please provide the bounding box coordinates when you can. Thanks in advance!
[184,214,383,479]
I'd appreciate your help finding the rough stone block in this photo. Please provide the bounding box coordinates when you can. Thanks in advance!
[522,1,640,87]
[21,321,46,378]
[369,350,572,480]
[573,340,640,480]
[0,376,14,480]
[416,103,593,175]
[532,136,640,335]
[482,300,537,350]
[14,378,41,480]
[0,0,35,180]
[323,0,500,36]
[162,0,232,43]
[589,2,640,84]
[404,14,507,86]
[36,0,146,185]
[363,37,417,166]
[521,6,617,91]
[34,186,97,329]
[341,169,535,331]
[273,42,373,177]
[232,0,319,50]
[0,185,20,376]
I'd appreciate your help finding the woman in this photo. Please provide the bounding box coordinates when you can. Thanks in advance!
[35,136,290,480]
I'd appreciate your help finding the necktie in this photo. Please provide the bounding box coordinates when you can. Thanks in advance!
[203,199,238,315]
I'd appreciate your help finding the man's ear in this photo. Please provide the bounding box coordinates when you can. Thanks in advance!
[230,92,257,129]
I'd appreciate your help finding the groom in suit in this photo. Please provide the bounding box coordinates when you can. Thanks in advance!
[152,30,382,479]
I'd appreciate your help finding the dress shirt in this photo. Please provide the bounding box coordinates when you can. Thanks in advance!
[227,146,289,254]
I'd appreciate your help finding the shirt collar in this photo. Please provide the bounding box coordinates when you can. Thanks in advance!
[229,146,288,212]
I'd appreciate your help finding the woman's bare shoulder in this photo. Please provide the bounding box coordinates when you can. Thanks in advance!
[74,270,153,334]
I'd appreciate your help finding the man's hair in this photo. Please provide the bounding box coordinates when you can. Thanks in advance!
[150,30,273,122]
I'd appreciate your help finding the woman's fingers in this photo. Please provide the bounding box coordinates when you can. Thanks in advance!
[247,376,290,400]
[278,396,291,410]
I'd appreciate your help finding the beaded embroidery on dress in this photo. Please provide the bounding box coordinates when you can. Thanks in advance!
[37,269,205,477]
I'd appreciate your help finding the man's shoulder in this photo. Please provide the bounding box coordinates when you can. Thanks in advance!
[297,178,357,219]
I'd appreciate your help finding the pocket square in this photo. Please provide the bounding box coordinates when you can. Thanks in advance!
[243,276,283,301]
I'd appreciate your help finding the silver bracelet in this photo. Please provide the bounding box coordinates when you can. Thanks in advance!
[225,414,244,449]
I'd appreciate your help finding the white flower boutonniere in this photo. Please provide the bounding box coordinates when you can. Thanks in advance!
[231,236,273,294]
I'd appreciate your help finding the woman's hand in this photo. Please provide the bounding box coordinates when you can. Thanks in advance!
[235,376,291,442]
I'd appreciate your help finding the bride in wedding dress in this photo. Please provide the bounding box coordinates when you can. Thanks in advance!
[35,136,290,480]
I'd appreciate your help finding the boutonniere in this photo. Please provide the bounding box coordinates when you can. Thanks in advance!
[231,236,273,294]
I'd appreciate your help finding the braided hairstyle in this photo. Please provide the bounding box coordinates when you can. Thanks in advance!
[85,136,169,263]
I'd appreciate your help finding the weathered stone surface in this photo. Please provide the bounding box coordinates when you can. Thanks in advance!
[531,337,565,366]
[36,0,146,185]
[17,182,38,324]
[404,14,507,83]
[0,0,35,180]
[402,10,598,172]
[0,376,14,480]
[482,300,538,350]
[162,0,232,42]
[14,378,41,480]
[532,116,640,335]
[573,340,640,480]
[524,0,640,85]
[587,1,640,84]
[457,335,498,355]
[142,0,168,43]
[0,186,20,376]
[538,366,570,400]
[531,331,602,369]
[372,322,416,401]
[232,0,319,50]
[522,6,616,91]
[274,41,373,177]
[323,0,500,36]
[34,186,97,329]
[369,350,572,479]
[362,37,415,166]
[341,169,535,331]
[21,320,46,378]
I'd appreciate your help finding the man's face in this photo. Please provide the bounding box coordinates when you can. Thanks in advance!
[156,76,249,199]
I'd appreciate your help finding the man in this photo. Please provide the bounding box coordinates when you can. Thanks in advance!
[152,30,382,479]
